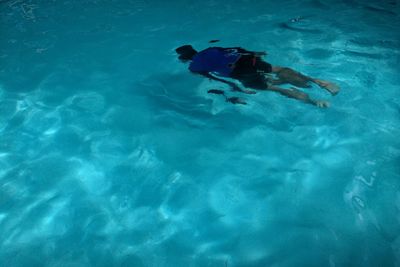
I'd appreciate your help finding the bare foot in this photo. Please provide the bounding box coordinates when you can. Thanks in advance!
[290,88,329,108]
[313,79,340,95]
[314,100,330,108]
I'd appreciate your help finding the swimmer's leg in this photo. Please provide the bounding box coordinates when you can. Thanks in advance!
[267,85,330,108]
[271,67,312,88]
[272,66,340,95]
[271,78,286,85]
[311,78,340,95]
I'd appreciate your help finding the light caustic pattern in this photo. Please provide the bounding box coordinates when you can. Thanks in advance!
[0,0,399,266]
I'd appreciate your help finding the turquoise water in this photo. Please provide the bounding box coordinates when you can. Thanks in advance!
[1,0,400,266]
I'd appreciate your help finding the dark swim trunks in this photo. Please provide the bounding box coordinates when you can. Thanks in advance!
[231,55,272,89]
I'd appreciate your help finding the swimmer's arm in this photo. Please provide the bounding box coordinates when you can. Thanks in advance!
[200,72,242,91]
[200,72,256,94]
[230,47,267,56]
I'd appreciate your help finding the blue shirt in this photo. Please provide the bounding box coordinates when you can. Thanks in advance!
[189,47,242,77]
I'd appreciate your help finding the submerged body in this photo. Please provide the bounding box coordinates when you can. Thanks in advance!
[176,45,340,107]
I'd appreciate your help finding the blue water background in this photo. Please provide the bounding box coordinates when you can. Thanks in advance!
[1,0,400,266]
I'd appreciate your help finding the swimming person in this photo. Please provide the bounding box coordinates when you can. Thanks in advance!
[175,45,340,108]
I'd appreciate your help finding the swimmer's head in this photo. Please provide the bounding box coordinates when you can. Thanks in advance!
[176,45,197,61]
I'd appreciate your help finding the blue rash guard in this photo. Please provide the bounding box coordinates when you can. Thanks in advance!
[189,47,242,77]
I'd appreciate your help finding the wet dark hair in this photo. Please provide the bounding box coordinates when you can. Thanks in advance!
[175,45,197,61]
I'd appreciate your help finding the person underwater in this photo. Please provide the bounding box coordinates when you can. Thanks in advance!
[176,44,340,107]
